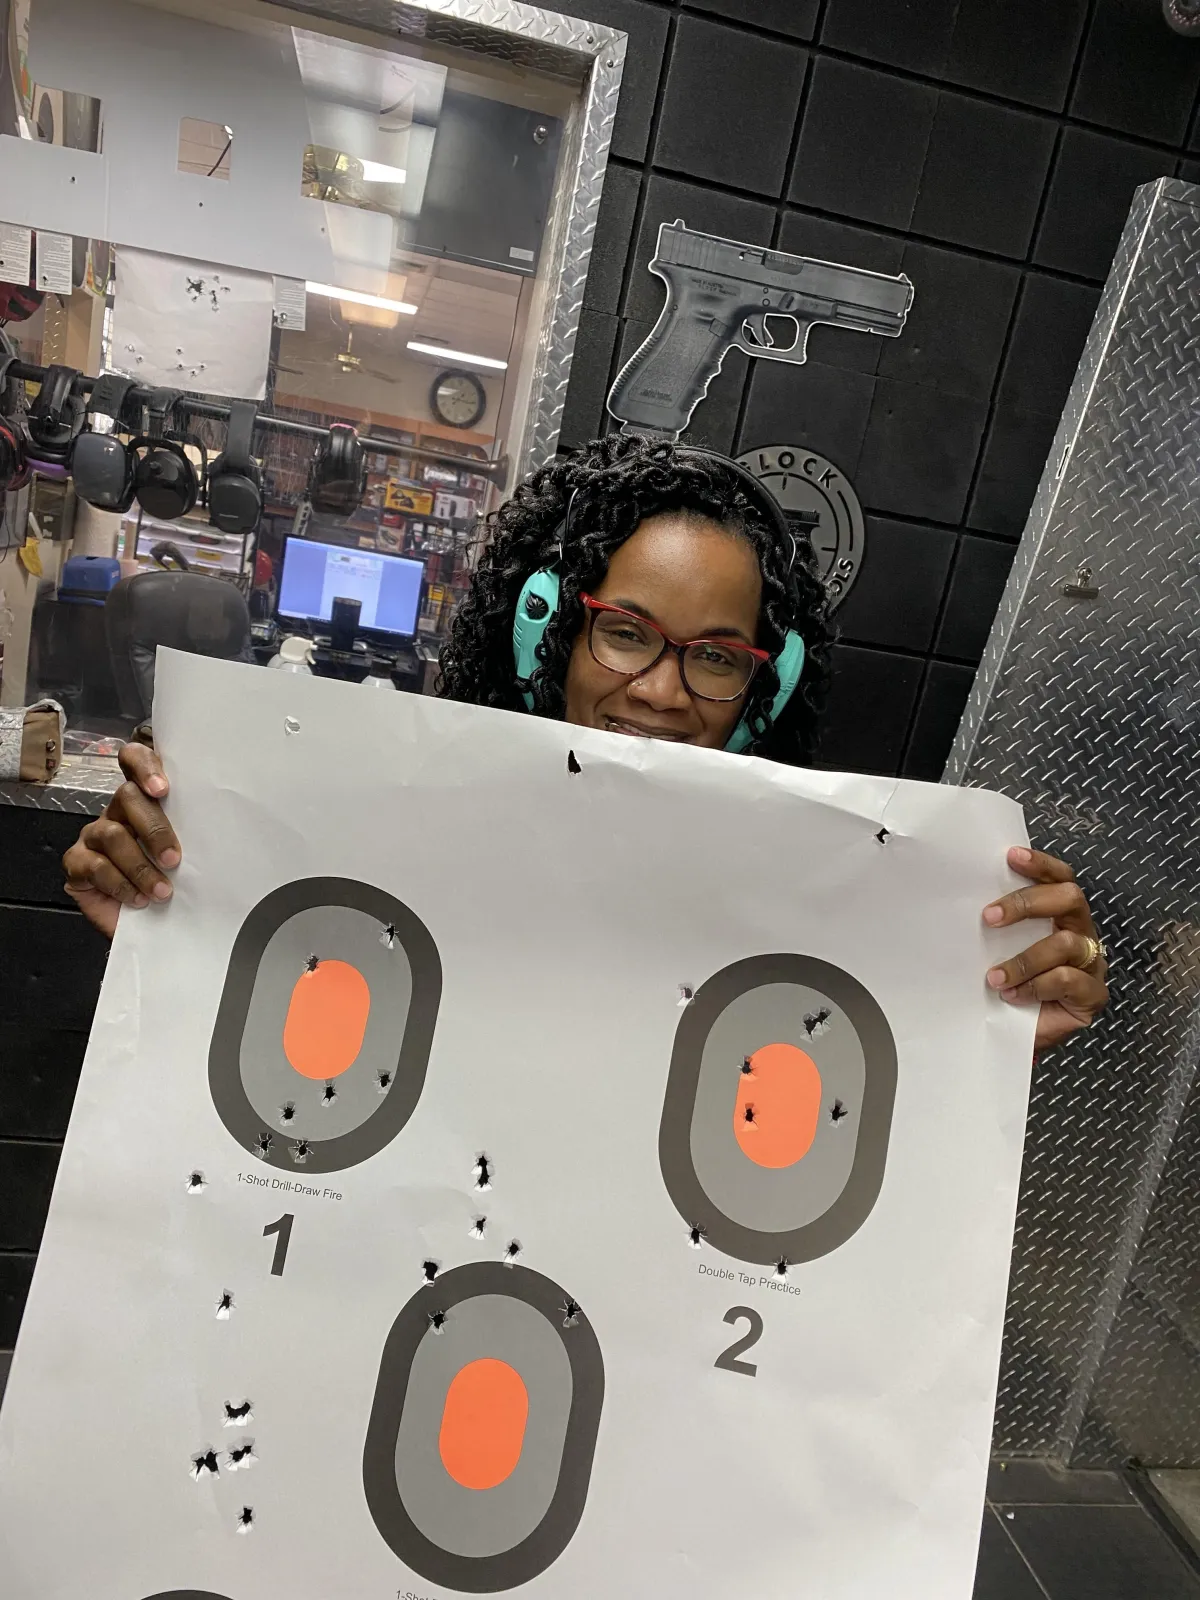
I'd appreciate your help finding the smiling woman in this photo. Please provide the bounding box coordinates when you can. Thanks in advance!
[64,432,1109,1056]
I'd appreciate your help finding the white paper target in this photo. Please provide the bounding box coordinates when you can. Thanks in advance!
[0,652,1042,1600]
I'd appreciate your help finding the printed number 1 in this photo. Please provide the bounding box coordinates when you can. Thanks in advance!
[263,1212,294,1277]
[714,1305,763,1377]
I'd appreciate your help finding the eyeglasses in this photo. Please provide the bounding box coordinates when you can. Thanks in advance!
[580,594,769,702]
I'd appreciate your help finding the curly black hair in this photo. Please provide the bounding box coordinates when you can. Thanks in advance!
[437,433,833,766]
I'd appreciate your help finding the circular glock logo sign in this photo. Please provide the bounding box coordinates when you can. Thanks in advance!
[736,444,864,609]
[208,878,441,1174]
[659,954,896,1265]
[364,1262,604,1592]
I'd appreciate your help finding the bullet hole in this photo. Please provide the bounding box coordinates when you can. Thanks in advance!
[421,1259,440,1285]
[290,1139,311,1164]
[831,1099,849,1124]
[304,953,320,974]
[774,1257,790,1278]
[803,1007,832,1038]
[739,1057,754,1077]
[688,1222,707,1249]
[279,1102,296,1125]
[228,1441,257,1471]
[503,1239,522,1265]
[186,1170,207,1194]
[470,1216,488,1239]
[236,1506,255,1533]
[380,922,397,948]
[743,1105,757,1128]
[678,984,694,1008]
[427,1309,448,1334]
[283,716,300,735]
[473,1154,493,1192]
[376,1071,393,1094]
[255,1131,273,1159]
[224,1400,253,1425]
[320,1082,337,1107]
[875,827,889,846]
[562,1298,581,1328]
[567,749,582,775]
[191,1448,220,1479]
[216,1290,234,1319]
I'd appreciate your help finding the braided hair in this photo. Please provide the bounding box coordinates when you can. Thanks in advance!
[437,433,834,766]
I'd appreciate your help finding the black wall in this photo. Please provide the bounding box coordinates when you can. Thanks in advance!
[560,0,1200,779]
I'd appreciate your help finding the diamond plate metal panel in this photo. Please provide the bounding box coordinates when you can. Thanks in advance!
[276,0,627,476]
[948,178,1200,1465]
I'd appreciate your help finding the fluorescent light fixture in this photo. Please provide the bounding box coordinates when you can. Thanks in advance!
[359,159,407,184]
[305,281,418,315]
[406,341,508,370]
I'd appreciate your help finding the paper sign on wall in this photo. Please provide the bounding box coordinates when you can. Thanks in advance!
[0,651,1040,1599]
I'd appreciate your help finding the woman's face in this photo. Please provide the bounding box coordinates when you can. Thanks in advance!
[564,512,763,748]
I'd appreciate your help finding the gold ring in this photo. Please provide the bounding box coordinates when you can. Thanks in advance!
[1081,935,1106,971]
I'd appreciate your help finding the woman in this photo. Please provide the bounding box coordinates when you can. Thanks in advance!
[63,434,1109,1051]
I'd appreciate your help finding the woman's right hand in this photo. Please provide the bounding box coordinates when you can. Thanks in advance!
[62,743,181,939]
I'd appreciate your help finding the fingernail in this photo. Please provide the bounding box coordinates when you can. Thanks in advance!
[1011,847,1032,866]
[987,967,1007,989]
[152,881,173,900]
[983,905,1004,925]
[146,776,167,796]
[132,893,149,909]
[158,848,181,869]
[1002,987,1020,1001]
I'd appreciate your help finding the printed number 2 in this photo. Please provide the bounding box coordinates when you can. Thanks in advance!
[714,1305,762,1377]
[263,1212,294,1277]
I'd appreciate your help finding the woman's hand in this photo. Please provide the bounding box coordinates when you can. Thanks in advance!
[62,743,180,940]
[983,846,1108,1053]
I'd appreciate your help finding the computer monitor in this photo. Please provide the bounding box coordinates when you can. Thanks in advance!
[277,538,424,640]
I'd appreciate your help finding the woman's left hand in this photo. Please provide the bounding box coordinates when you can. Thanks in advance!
[982,846,1109,1053]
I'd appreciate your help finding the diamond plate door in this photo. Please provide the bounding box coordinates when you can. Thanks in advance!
[948,178,1200,1465]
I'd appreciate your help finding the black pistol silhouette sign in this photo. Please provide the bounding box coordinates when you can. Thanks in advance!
[607,219,915,440]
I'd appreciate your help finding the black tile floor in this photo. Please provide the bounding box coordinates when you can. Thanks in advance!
[978,1461,1200,1599]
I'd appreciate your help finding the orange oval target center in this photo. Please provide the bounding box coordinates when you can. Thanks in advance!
[283,959,370,1080]
[734,1041,822,1168]
[439,1357,529,1490]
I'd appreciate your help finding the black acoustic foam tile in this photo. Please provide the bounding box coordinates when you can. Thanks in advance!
[997,275,1101,417]
[559,311,621,450]
[0,1255,35,1349]
[775,212,906,375]
[0,807,81,907]
[583,163,640,315]
[1034,129,1171,281]
[935,535,1016,662]
[855,378,989,524]
[560,0,671,164]
[0,906,107,1029]
[0,1142,60,1252]
[944,0,1090,112]
[623,174,775,324]
[908,659,979,784]
[684,0,820,39]
[654,13,807,197]
[815,643,925,776]
[967,406,1059,538]
[1073,0,1200,146]
[820,0,959,76]
[877,243,1019,403]
[835,516,956,654]
[737,359,877,481]
[0,1028,86,1141]
[789,58,938,231]
[1002,1505,1200,1600]
[911,93,1058,258]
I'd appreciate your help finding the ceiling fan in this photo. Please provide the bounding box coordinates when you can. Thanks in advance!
[275,328,397,383]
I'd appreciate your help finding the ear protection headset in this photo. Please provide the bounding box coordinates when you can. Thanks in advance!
[0,351,29,492]
[71,374,139,511]
[208,400,262,534]
[27,363,86,466]
[309,422,365,516]
[512,446,807,755]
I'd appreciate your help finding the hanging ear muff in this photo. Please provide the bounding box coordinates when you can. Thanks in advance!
[209,400,262,533]
[131,436,200,520]
[71,373,138,511]
[724,629,805,754]
[513,568,561,708]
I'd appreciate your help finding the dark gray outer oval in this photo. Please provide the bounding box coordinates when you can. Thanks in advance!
[659,953,897,1264]
[208,878,441,1173]
[363,1262,605,1594]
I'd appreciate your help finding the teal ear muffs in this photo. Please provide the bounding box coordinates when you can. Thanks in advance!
[511,449,808,754]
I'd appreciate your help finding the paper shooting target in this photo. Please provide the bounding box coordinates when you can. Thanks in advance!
[208,878,441,1173]
[659,954,897,1264]
[363,1262,604,1593]
[141,1592,232,1598]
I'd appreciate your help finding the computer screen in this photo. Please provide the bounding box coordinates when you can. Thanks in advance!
[278,538,424,638]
